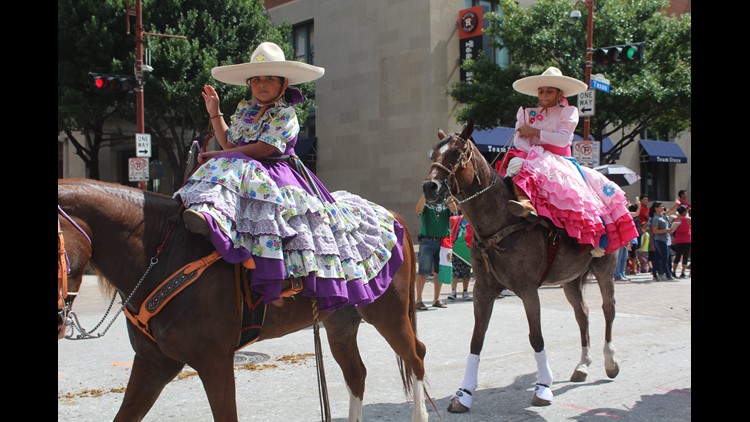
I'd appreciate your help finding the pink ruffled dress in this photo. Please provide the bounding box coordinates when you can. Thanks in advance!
[510,105,637,254]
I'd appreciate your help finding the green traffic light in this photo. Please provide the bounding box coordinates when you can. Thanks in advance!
[625,46,637,60]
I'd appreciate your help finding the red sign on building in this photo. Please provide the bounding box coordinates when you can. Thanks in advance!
[458,6,484,83]
[459,6,483,39]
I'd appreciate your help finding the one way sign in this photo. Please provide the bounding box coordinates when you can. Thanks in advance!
[577,90,595,117]
[136,133,152,158]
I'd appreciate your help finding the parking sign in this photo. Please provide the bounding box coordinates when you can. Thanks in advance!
[128,157,150,181]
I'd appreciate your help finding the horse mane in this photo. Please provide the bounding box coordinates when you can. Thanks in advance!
[59,178,183,247]
[59,179,190,292]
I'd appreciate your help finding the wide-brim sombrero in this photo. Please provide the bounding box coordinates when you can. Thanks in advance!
[211,41,325,86]
[512,66,587,97]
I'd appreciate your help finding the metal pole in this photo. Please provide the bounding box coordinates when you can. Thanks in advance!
[583,0,593,141]
[135,0,145,134]
[135,0,147,190]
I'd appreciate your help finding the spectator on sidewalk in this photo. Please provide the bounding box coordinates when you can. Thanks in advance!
[670,205,691,278]
[614,201,641,281]
[649,202,678,281]
[676,190,691,215]
[637,221,651,274]
[637,194,650,227]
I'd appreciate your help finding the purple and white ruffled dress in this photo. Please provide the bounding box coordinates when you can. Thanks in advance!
[175,95,403,312]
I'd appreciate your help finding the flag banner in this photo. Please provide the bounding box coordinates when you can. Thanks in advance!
[453,220,471,265]
[438,236,453,284]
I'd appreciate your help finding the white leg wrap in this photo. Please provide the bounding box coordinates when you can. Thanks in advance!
[452,353,480,408]
[576,346,593,372]
[534,350,554,402]
[604,341,617,370]
[412,376,429,422]
[347,386,363,422]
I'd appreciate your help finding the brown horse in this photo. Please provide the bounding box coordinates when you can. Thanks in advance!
[57,178,430,422]
[421,122,619,412]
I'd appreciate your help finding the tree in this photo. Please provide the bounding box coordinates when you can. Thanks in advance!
[58,0,315,190]
[141,0,318,191]
[58,0,135,180]
[449,0,691,164]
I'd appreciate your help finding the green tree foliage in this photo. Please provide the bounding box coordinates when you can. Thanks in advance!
[449,0,691,163]
[58,0,315,189]
[58,0,134,180]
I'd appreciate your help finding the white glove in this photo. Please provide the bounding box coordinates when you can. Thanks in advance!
[506,157,524,177]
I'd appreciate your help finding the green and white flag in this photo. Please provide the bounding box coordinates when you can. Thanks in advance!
[453,220,471,265]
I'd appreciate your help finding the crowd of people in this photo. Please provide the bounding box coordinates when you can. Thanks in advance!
[616,191,691,282]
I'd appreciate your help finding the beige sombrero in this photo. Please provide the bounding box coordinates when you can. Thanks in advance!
[211,42,325,86]
[512,66,587,97]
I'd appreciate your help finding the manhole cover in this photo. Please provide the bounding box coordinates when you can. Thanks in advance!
[234,351,271,365]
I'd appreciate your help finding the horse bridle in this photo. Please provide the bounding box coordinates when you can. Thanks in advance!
[58,205,92,331]
[429,135,496,205]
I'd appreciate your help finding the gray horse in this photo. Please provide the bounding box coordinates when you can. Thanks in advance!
[421,122,620,412]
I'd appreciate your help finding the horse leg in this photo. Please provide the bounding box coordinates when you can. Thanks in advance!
[594,270,620,379]
[519,289,554,407]
[356,299,429,421]
[193,353,239,422]
[447,283,497,413]
[562,276,593,382]
[113,352,185,422]
[323,307,367,422]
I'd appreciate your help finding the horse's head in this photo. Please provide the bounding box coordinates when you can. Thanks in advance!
[422,121,484,205]
[57,207,93,340]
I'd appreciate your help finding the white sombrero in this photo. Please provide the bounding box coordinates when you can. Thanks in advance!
[512,66,587,97]
[211,41,325,86]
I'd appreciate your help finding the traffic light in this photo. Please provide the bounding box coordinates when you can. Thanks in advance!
[88,72,136,92]
[593,42,645,65]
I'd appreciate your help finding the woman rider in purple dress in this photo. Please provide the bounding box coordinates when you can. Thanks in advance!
[175,42,404,311]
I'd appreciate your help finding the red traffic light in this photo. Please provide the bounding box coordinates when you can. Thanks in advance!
[88,72,136,91]
[94,76,106,89]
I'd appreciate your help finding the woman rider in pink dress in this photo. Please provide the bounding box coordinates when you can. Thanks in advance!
[499,67,637,255]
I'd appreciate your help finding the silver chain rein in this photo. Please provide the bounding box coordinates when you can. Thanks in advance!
[65,257,159,340]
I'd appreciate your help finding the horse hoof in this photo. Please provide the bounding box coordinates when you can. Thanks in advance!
[606,363,620,379]
[570,369,588,382]
[447,397,470,413]
[531,394,552,407]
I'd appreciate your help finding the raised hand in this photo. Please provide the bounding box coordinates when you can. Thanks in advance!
[202,84,221,116]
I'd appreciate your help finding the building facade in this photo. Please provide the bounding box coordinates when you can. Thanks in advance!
[59,0,691,234]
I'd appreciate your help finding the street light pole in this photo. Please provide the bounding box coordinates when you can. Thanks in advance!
[135,0,145,134]
[583,0,593,141]
[572,0,594,141]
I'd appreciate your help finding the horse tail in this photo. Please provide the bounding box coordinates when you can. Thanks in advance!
[392,211,418,396]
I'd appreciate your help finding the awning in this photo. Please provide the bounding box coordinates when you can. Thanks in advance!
[601,137,617,157]
[294,136,316,157]
[639,139,687,164]
[471,127,515,153]
[472,127,619,158]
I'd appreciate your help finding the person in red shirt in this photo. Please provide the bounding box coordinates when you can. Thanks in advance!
[676,190,691,215]
[637,195,650,227]
[670,205,691,278]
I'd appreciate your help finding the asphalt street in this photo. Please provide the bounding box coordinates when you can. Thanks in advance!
[58,272,691,421]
